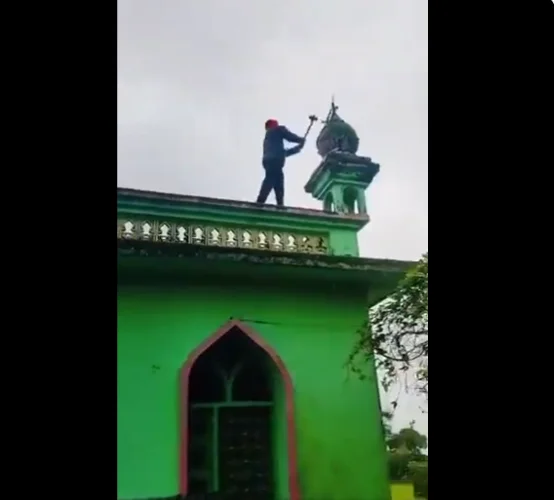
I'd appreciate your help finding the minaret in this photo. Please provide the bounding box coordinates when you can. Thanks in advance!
[304,100,380,215]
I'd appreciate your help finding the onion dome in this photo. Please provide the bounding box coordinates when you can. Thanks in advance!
[315,101,360,157]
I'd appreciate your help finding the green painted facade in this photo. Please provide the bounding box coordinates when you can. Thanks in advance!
[117,103,413,500]
[118,282,387,499]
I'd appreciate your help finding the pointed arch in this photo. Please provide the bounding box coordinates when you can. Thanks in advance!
[179,319,300,500]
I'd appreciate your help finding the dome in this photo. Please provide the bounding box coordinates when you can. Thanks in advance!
[316,103,360,157]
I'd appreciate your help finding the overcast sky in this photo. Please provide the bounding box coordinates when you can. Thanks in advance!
[118,0,428,435]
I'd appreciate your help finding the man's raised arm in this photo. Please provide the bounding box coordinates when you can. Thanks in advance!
[278,126,305,145]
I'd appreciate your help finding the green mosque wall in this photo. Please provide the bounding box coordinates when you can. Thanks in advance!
[117,280,389,500]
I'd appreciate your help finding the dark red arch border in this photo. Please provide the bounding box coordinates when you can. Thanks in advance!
[179,319,300,500]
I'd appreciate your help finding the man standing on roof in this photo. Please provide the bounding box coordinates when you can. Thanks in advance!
[256,118,305,207]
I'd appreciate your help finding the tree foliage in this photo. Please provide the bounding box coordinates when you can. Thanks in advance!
[348,252,428,400]
[383,413,428,499]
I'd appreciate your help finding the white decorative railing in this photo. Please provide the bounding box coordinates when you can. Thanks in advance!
[117,219,330,255]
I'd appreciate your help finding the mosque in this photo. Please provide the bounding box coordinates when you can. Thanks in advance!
[117,102,413,500]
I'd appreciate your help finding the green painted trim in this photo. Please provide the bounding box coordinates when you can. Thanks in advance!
[304,157,379,194]
[118,240,414,275]
[118,242,414,305]
[315,177,370,199]
[118,188,369,232]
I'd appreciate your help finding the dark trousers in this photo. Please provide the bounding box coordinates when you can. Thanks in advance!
[256,157,285,206]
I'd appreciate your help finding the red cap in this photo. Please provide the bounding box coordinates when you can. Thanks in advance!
[265,119,279,129]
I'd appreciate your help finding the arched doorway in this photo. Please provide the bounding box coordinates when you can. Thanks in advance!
[179,320,299,500]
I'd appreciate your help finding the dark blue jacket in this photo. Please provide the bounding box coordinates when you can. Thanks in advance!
[263,125,304,161]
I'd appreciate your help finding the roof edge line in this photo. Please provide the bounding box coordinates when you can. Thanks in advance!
[117,188,369,231]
